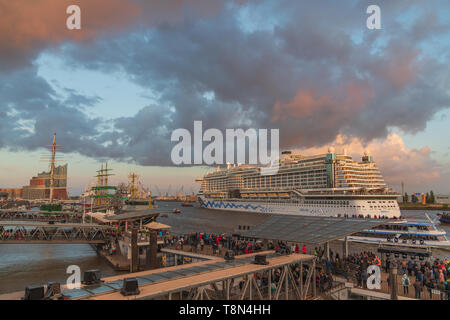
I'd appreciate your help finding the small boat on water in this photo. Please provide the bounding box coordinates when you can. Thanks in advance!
[181,202,193,207]
[437,212,450,225]
[160,213,169,218]
[172,208,181,214]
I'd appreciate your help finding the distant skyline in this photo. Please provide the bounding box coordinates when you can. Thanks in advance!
[0,0,449,196]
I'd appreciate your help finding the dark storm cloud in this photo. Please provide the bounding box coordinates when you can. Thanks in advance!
[0,67,112,157]
[0,0,449,166]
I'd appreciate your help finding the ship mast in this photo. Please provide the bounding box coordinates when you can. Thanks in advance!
[49,133,56,204]
[128,173,139,200]
[41,133,63,204]
[92,162,115,208]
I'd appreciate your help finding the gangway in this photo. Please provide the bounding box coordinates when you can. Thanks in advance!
[0,221,113,244]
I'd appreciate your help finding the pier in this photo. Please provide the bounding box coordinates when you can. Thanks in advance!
[0,211,81,223]
[0,251,318,300]
[0,221,112,244]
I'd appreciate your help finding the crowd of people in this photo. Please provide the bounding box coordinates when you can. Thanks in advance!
[393,258,450,299]
[164,232,267,255]
[323,250,450,300]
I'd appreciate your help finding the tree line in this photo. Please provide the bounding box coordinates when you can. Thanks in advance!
[402,191,435,204]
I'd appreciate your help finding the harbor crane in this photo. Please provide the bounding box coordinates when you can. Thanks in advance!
[154,185,162,197]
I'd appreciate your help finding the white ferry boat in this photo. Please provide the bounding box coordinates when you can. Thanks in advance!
[347,218,450,248]
[197,149,401,218]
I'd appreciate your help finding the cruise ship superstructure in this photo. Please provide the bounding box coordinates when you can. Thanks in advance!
[197,149,401,218]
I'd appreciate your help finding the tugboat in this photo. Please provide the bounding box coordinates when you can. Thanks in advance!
[172,208,181,214]
[438,212,450,225]
[181,202,193,207]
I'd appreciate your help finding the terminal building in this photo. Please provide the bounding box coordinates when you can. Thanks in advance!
[436,194,450,204]
[21,164,68,200]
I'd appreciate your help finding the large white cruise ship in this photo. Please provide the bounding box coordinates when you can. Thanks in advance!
[197,149,401,218]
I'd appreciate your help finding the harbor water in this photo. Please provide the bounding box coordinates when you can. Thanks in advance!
[0,201,448,294]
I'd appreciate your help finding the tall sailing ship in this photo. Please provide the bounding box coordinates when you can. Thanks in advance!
[197,148,401,218]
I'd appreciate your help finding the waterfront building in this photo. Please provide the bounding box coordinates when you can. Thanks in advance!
[21,164,68,200]
[436,194,450,204]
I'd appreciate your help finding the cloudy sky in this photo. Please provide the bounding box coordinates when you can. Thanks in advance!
[0,0,449,196]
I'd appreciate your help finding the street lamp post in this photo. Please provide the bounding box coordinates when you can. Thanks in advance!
[390,264,398,300]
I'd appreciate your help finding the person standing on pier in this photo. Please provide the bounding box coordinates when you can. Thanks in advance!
[416,270,424,286]
[439,268,445,283]
[402,273,410,296]
[356,269,362,288]
[413,278,423,299]
[361,269,368,289]
[407,260,413,276]
[445,281,450,300]
[437,280,446,300]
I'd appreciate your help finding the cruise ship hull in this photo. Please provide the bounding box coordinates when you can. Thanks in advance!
[198,195,401,218]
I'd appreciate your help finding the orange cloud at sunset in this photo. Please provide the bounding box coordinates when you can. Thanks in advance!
[291,133,445,193]
[0,0,140,69]
[1,0,141,43]
[272,82,374,122]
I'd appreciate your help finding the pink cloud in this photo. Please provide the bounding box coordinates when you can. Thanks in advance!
[272,82,374,122]
[0,0,140,45]
[290,133,447,193]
